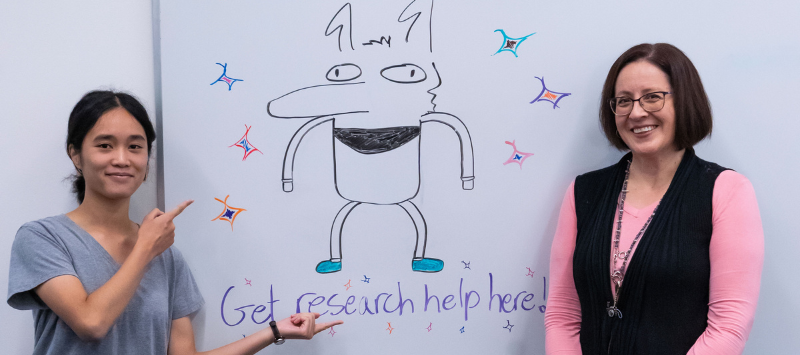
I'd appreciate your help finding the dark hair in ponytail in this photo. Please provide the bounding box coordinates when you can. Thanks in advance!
[66,90,156,203]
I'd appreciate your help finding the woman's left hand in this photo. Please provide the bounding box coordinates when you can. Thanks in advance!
[277,313,343,340]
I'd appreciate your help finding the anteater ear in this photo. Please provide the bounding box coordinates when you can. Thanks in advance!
[325,3,354,52]
[397,0,433,52]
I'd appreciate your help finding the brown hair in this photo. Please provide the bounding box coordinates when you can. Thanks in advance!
[600,43,712,150]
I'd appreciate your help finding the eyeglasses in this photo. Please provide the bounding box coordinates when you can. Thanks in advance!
[610,91,671,116]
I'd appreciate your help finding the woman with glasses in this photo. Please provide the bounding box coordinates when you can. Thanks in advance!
[544,43,764,354]
[6,91,342,354]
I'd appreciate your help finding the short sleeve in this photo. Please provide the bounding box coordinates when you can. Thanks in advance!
[7,221,78,310]
[169,247,204,320]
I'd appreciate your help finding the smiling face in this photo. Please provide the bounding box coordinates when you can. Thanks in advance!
[614,60,677,157]
[70,107,149,203]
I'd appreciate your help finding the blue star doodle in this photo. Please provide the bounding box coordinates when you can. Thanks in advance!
[460,326,465,334]
[461,261,471,270]
[211,63,243,91]
[361,275,370,283]
[503,320,514,332]
[531,76,571,109]
[493,29,535,57]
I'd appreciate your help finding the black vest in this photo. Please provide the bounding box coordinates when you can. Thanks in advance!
[573,149,727,354]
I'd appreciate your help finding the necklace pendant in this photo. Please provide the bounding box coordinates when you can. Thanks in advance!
[606,302,623,319]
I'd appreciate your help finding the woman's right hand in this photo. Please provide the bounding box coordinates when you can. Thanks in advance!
[277,313,343,340]
[136,200,193,260]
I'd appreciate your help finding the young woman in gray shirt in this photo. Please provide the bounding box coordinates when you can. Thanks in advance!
[7,90,342,355]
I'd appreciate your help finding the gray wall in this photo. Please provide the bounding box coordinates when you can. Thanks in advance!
[0,1,158,353]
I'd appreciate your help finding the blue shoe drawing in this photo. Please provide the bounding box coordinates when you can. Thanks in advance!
[412,258,444,272]
[316,260,342,273]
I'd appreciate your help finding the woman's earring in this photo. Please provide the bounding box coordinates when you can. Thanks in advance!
[77,168,83,175]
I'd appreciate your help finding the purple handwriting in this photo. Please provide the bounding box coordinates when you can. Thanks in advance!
[220,285,278,326]
[219,273,548,327]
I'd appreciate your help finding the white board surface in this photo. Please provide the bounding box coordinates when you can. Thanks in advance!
[158,1,799,354]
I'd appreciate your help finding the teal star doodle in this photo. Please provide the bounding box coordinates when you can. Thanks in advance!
[493,30,535,57]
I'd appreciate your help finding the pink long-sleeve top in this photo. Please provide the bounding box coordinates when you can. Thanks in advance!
[544,170,764,354]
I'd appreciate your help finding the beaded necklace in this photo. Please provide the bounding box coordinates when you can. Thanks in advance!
[606,160,661,319]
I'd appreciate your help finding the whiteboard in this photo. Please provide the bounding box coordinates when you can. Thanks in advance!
[159,0,800,353]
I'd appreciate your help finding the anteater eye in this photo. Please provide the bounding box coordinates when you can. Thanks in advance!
[326,63,362,82]
[380,64,427,84]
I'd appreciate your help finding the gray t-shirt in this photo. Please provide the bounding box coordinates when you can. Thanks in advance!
[6,215,204,355]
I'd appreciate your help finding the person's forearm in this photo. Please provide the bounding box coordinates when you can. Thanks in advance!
[198,329,275,355]
[81,246,152,337]
[36,245,152,341]
[544,182,583,354]
[169,316,276,355]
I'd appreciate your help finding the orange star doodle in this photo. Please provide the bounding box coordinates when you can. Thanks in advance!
[212,195,246,230]
[386,322,394,334]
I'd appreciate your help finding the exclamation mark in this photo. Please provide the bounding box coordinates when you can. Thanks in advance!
[539,276,547,313]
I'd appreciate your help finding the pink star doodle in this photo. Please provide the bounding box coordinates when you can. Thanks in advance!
[329,326,336,337]
[426,322,433,332]
[212,195,247,231]
[503,140,534,169]
[344,279,352,291]
[229,124,263,161]
[526,267,535,277]
[245,278,252,286]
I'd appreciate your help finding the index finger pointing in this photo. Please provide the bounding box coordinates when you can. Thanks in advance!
[165,200,194,219]
[314,320,344,334]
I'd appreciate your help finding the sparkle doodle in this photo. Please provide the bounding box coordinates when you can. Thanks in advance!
[212,195,246,230]
[229,125,263,161]
[503,140,534,169]
[211,63,243,91]
[493,29,535,57]
[530,76,571,109]
[526,267,535,277]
